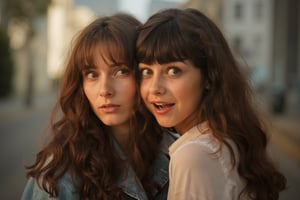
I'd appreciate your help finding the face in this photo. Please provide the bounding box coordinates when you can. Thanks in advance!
[139,61,203,134]
[83,50,136,134]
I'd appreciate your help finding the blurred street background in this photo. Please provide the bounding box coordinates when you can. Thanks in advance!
[0,0,299,199]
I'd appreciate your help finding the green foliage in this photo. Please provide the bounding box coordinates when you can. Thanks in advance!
[0,28,14,97]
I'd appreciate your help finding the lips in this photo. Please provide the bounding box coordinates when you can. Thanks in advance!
[99,104,120,113]
[151,102,175,114]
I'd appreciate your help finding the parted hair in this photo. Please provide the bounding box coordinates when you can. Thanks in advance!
[26,13,162,200]
[136,8,286,200]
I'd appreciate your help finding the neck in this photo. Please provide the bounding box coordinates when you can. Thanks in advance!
[175,120,198,135]
[111,125,130,155]
[175,115,199,135]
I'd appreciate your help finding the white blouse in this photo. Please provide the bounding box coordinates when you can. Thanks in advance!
[168,122,246,200]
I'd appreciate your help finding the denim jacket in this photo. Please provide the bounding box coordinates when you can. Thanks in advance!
[21,131,175,200]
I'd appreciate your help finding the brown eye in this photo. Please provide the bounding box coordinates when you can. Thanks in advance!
[83,70,98,80]
[167,67,181,76]
[114,68,130,77]
[140,68,152,78]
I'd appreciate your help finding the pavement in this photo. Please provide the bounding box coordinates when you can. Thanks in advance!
[268,113,300,165]
[0,92,56,125]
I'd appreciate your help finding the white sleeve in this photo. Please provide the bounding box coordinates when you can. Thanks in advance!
[168,142,228,200]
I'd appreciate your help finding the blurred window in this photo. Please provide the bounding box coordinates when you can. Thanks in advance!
[254,0,263,20]
[254,35,262,60]
[234,2,243,20]
[233,36,242,53]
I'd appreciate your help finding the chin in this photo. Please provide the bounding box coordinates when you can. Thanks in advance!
[157,120,175,128]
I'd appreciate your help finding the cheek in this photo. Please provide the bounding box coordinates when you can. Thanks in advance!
[123,79,137,101]
[178,77,202,106]
[128,86,137,101]
[82,82,99,106]
[83,84,92,101]
[187,84,203,109]
[139,83,148,101]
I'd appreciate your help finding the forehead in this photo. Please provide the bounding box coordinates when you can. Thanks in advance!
[84,42,125,68]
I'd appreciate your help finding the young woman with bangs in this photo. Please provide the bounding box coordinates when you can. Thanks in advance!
[136,8,286,200]
[21,13,174,200]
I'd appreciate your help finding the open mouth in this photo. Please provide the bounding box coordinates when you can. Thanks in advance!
[153,102,175,110]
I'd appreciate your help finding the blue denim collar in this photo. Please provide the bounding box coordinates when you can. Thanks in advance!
[113,131,175,199]
[113,140,148,200]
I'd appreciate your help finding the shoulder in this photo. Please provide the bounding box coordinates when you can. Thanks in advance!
[168,135,245,199]
[170,135,224,173]
[21,174,79,200]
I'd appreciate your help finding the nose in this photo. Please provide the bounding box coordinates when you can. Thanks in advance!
[99,77,114,97]
[148,74,166,96]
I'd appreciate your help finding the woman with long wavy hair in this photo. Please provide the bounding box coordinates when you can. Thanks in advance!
[21,13,173,200]
[137,8,286,200]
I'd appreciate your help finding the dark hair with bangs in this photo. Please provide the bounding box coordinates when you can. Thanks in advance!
[25,13,163,200]
[75,13,140,79]
[137,8,286,200]
[136,9,208,76]
[137,17,187,64]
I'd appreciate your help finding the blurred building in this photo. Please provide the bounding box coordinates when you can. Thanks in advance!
[7,10,50,97]
[272,0,300,115]
[223,0,273,90]
[47,0,74,81]
[184,0,273,90]
[182,0,300,116]
[47,0,97,81]
[181,0,223,28]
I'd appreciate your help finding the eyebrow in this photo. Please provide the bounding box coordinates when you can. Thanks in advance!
[83,62,127,70]
[138,63,149,68]
[82,64,96,70]
[109,63,130,69]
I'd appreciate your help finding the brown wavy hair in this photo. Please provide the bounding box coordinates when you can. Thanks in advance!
[136,8,286,200]
[26,13,162,200]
